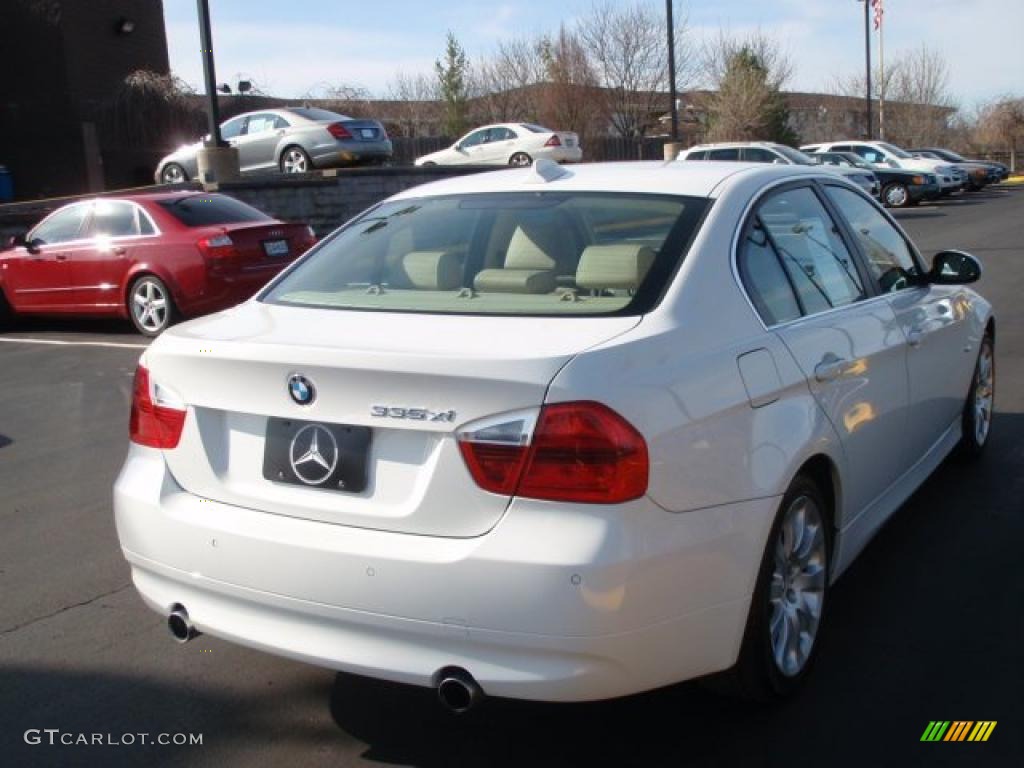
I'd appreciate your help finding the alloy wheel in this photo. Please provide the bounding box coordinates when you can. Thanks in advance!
[769,494,827,677]
[132,279,169,334]
[162,165,185,184]
[885,184,908,207]
[283,149,308,173]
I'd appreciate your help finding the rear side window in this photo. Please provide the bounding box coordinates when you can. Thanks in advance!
[244,114,278,134]
[740,186,866,322]
[708,148,740,161]
[156,195,271,227]
[262,192,709,317]
[743,147,778,163]
[87,200,138,238]
[522,124,552,134]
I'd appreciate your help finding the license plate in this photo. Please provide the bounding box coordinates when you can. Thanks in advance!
[263,239,289,257]
[262,417,371,492]
[360,128,375,139]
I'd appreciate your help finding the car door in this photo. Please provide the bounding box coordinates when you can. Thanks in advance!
[71,200,148,309]
[747,183,911,519]
[233,113,281,172]
[822,183,974,462]
[454,128,490,165]
[484,126,516,163]
[3,203,88,309]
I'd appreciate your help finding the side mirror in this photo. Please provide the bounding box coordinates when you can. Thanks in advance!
[929,250,981,285]
[454,143,465,152]
[8,233,26,249]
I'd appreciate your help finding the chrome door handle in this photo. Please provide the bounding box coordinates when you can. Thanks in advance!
[112,246,127,256]
[55,253,68,261]
[907,327,923,347]
[814,354,850,383]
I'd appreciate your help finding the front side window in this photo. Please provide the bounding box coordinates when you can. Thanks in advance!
[262,192,709,316]
[30,204,89,245]
[851,146,887,164]
[756,187,866,315]
[824,185,920,293]
[220,116,246,140]
[87,200,138,238]
[460,130,488,148]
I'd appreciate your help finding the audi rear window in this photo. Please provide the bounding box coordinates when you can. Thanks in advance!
[261,192,709,317]
[157,195,271,227]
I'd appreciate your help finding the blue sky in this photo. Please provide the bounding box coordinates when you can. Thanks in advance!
[163,0,1023,107]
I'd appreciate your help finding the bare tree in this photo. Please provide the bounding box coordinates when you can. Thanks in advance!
[701,30,795,143]
[471,38,543,125]
[974,96,1024,171]
[536,25,602,141]
[386,72,440,137]
[577,1,693,139]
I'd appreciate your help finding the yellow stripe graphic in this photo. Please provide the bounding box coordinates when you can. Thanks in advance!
[968,722,985,741]
[981,721,997,741]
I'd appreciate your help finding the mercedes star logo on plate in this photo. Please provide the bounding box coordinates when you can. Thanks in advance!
[288,424,339,485]
[288,374,315,406]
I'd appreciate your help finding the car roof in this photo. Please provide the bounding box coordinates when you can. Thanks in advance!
[390,161,839,201]
[686,141,785,150]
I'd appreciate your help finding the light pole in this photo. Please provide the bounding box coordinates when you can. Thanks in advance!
[193,0,239,184]
[861,0,872,140]
[666,0,679,142]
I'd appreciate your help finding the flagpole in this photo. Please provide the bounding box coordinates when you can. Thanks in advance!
[878,1,885,140]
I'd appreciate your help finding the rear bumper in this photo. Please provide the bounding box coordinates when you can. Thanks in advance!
[535,146,584,164]
[313,140,393,167]
[114,444,776,701]
[179,266,288,317]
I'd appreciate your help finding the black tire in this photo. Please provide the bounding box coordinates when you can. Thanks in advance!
[160,163,188,184]
[0,287,13,330]
[509,152,532,167]
[421,161,437,167]
[128,275,177,337]
[881,182,910,208]
[956,333,994,460]
[280,146,312,174]
[719,474,832,701]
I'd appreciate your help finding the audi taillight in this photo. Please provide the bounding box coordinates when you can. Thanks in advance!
[129,365,186,449]
[327,122,353,140]
[544,135,562,147]
[457,402,648,503]
[197,233,236,261]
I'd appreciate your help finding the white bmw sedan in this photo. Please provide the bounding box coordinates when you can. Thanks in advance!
[115,160,994,709]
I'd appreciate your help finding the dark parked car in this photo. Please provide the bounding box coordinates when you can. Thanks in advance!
[0,193,316,336]
[910,147,1008,184]
[813,152,941,207]
[155,107,393,183]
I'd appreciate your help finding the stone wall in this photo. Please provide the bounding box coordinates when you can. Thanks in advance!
[0,166,490,241]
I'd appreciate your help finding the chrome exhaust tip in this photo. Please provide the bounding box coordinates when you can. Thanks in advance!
[437,668,483,714]
[167,606,200,643]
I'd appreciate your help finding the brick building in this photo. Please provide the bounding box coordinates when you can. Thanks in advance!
[0,0,170,199]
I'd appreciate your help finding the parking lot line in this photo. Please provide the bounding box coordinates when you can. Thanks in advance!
[0,337,148,350]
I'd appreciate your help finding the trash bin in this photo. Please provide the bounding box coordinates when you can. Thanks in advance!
[0,166,12,202]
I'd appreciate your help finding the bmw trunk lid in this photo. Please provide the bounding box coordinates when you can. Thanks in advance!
[144,301,639,537]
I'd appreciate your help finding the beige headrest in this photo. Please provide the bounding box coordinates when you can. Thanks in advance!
[504,221,560,271]
[401,250,462,290]
[473,268,556,294]
[576,244,655,290]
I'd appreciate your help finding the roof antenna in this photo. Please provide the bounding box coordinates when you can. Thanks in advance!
[523,158,571,184]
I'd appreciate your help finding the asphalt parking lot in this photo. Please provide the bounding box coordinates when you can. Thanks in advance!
[1,187,1021,767]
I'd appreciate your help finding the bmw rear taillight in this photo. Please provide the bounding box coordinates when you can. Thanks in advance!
[457,402,648,503]
[129,365,186,449]
[327,122,353,140]
[544,135,562,147]
[197,233,236,261]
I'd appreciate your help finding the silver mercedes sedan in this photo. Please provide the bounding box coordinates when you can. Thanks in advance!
[155,107,393,183]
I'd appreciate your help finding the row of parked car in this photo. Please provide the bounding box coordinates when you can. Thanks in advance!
[679,140,1010,208]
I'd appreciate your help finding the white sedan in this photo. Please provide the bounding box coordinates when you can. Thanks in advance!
[414,123,582,167]
[115,160,994,709]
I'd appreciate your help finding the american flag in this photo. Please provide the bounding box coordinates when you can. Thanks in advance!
[871,0,884,30]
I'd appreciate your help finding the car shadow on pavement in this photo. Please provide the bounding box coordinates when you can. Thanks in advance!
[0,433,12,449]
[2,316,143,337]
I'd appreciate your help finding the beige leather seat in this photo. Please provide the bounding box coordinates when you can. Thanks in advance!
[575,244,655,292]
[398,250,463,290]
[473,220,566,294]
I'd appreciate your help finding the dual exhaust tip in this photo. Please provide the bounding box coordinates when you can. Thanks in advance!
[167,606,483,713]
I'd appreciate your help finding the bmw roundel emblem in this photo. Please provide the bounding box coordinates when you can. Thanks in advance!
[287,374,316,406]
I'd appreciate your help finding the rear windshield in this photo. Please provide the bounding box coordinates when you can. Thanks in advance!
[522,124,553,133]
[262,192,708,316]
[287,107,350,122]
[157,195,271,227]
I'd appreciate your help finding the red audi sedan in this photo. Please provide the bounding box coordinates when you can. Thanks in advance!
[0,192,316,336]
